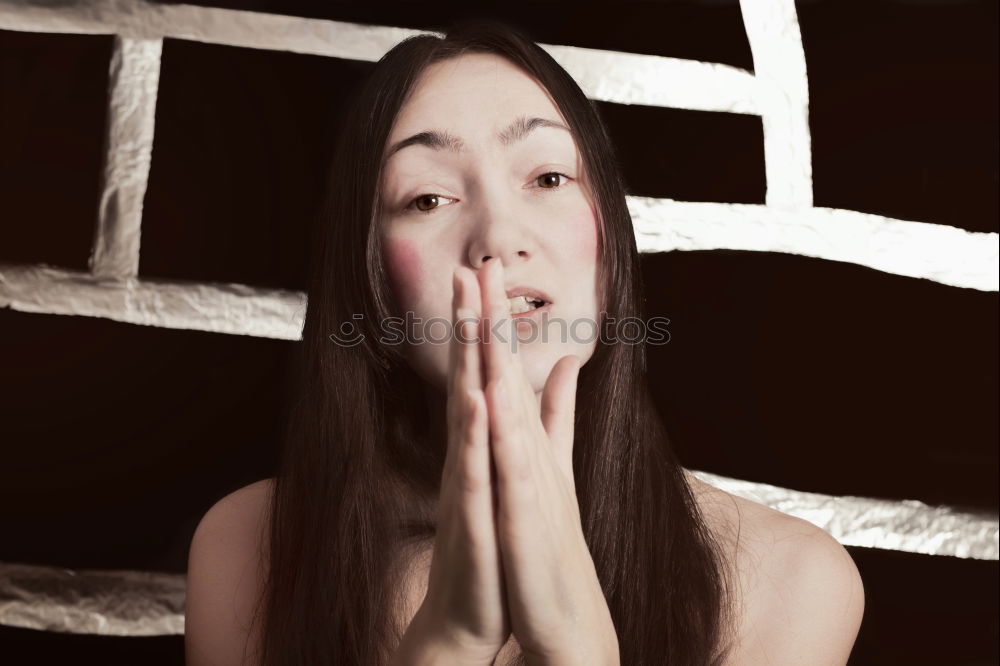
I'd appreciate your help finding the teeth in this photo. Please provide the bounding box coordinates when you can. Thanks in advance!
[507,295,539,315]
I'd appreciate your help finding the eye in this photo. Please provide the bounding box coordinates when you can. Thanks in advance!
[533,172,571,190]
[405,193,457,215]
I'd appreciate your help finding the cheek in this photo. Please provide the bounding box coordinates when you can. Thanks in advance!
[382,238,423,310]
[563,204,602,313]
[567,205,599,266]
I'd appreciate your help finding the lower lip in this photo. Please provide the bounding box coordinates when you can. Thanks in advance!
[510,302,553,320]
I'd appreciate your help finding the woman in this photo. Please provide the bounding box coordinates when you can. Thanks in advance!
[185,19,864,666]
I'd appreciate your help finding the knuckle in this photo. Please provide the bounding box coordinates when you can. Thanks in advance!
[498,459,535,502]
[462,388,480,416]
[456,462,488,495]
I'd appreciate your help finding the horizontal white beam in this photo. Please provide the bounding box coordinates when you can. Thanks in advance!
[0,0,426,61]
[543,44,759,114]
[0,0,758,114]
[0,561,185,635]
[691,469,999,561]
[629,198,1000,292]
[0,263,306,340]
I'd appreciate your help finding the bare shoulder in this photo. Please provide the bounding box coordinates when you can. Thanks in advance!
[186,478,275,666]
[683,470,865,665]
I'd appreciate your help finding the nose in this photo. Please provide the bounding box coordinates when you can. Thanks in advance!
[466,202,534,270]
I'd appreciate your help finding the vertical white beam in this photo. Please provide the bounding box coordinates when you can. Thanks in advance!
[89,35,161,279]
[740,0,814,208]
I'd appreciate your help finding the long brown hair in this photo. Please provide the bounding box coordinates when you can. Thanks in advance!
[254,19,738,666]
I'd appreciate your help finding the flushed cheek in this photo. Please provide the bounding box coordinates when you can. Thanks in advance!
[382,237,423,311]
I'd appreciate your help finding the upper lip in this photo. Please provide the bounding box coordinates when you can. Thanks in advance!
[504,285,552,304]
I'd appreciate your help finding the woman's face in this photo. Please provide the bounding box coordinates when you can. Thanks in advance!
[378,53,601,394]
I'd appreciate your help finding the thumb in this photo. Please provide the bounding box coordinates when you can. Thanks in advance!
[540,354,581,480]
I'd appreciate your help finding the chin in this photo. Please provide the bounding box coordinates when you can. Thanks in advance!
[514,339,587,394]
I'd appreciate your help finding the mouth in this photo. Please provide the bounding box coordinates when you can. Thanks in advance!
[504,286,552,318]
[509,300,553,321]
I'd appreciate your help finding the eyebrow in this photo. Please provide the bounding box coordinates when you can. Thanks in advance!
[383,115,571,164]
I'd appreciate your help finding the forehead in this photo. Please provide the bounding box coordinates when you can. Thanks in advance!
[386,53,568,147]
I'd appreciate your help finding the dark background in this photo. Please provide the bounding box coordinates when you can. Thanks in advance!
[1,0,996,663]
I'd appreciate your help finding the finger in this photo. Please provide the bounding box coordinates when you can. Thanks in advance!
[481,260,549,506]
[445,267,483,486]
[478,259,525,462]
[444,269,465,482]
[447,268,464,398]
[455,387,495,536]
[540,354,581,480]
[489,259,534,417]
[486,376,535,500]
[446,270,496,555]
[479,258,517,386]
[455,266,484,391]
[480,259,545,467]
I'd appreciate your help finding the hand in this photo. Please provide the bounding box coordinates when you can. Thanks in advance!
[478,258,620,665]
[399,266,511,665]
